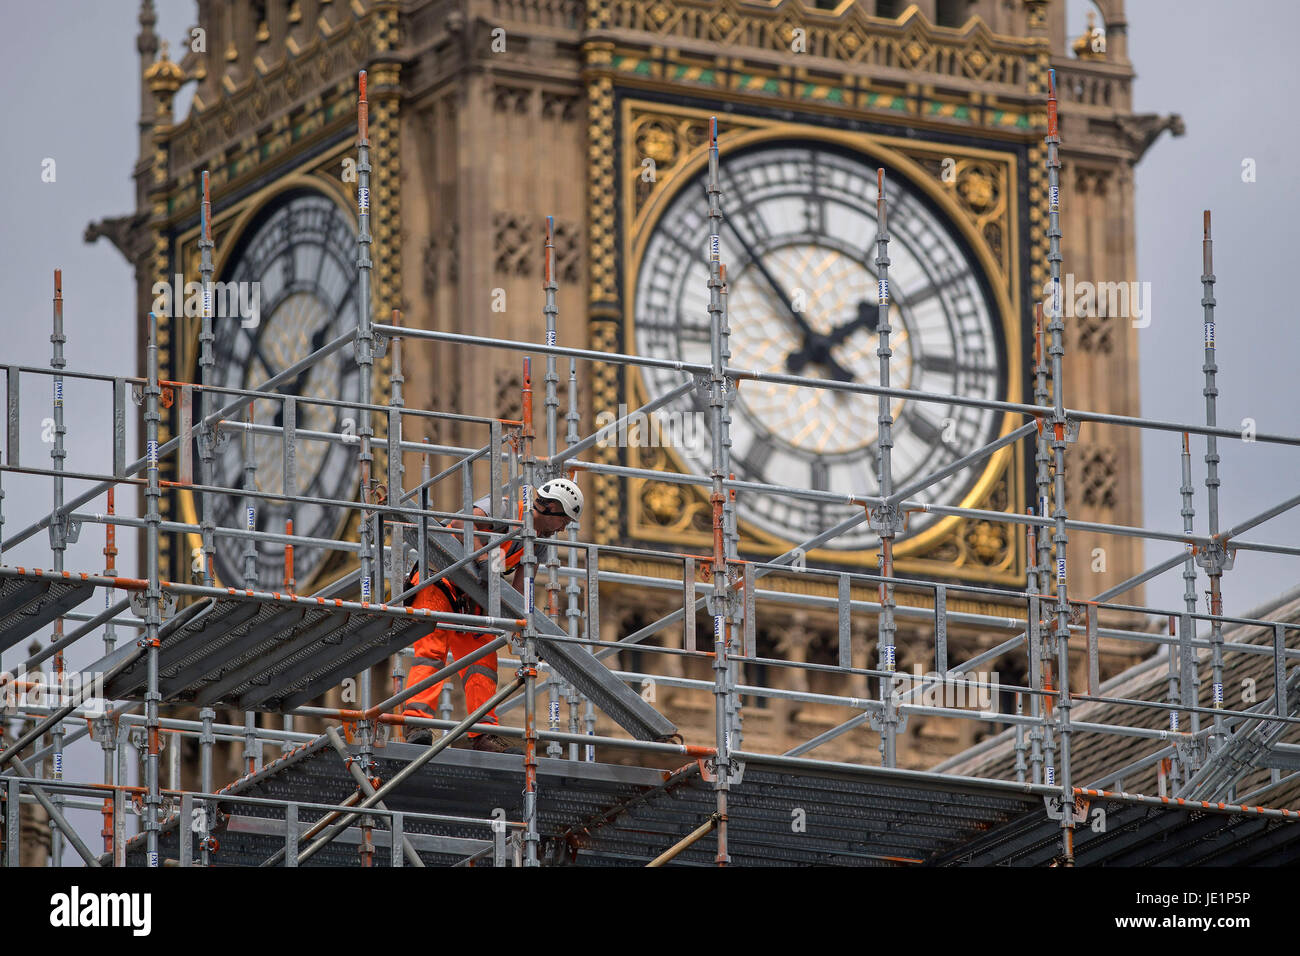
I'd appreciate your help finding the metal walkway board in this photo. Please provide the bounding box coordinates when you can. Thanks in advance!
[0,567,97,653]
[95,594,430,711]
[109,740,1069,867]
[932,791,1300,866]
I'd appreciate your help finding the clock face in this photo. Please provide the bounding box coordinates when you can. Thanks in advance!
[204,191,360,588]
[633,141,1007,550]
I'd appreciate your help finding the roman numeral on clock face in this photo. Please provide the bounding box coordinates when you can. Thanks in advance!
[810,459,828,491]
[742,434,775,480]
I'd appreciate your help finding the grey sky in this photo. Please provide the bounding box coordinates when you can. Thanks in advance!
[0,1,1295,861]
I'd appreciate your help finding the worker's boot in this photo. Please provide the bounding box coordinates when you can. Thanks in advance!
[404,728,434,746]
[471,733,523,755]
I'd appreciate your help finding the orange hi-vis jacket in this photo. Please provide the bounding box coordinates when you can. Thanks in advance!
[405,498,526,609]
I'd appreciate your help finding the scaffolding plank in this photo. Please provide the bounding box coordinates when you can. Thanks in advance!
[0,569,96,653]
[94,593,427,711]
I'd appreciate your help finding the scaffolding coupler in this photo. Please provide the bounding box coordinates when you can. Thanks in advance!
[867,501,903,535]
[1194,539,1236,574]
[1043,792,1089,824]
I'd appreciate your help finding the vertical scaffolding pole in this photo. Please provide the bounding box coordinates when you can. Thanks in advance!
[520,357,540,866]
[1013,693,1027,784]
[49,270,68,863]
[705,117,731,865]
[1197,211,1228,754]
[355,69,376,612]
[101,487,120,856]
[1025,518,1043,784]
[1178,434,1202,771]
[195,201,219,855]
[282,518,296,754]
[388,311,406,714]
[240,402,260,775]
[542,216,566,759]
[1045,70,1076,864]
[353,69,378,863]
[198,170,216,588]
[1163,614,1183,790]
[873,169,899,769]
[143,312,164,867]
[718,263,742,750]
[564,358,585,761]
[1032,304,1056,786]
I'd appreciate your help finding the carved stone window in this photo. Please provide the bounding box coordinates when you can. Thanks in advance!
[541,91,579,122]
[1067,445,1118,511]
[492,85,532,115]
[552,219,581,284]
[494,368,522,421]
[493,213,580,281]
[422,221,459,294]
[1075,312,1113,353]
[493,212,532,277]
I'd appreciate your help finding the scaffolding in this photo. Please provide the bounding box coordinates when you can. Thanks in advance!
[1,70,1298,867]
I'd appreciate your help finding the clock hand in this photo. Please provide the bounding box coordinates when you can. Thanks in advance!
[274,325,330,426]
[825,299,880,347]
[696,187,857,382]
[729,221,815,340]
[787,300,878,377]
[701,186,856,381]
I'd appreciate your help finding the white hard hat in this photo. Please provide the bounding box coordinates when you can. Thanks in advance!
[537,478,584,522]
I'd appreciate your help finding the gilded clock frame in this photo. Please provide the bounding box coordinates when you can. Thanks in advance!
[614,100,1028,585]
[170,146,388,592]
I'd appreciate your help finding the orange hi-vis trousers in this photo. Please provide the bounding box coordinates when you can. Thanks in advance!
[400,582,499,738]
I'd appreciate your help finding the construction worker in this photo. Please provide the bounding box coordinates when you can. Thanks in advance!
[400,478,584,752]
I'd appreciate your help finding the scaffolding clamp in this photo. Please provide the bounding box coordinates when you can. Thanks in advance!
[130,382,175,409]
[352,327,389,360]
[129,591,176,620]
[1194,539,1236,573]
[47,509,81,548]
[698,755,744,784]
[194,418,212,460]
[1043,792,1089,823]
[1043,414,1080,444]
[867,501,903,535]
[867,708,909,735]
[534,461,564,485]
[88,715,116,745]
[129,726,163,755]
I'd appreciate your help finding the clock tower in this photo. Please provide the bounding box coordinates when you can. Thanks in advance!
[94,0,1180,769]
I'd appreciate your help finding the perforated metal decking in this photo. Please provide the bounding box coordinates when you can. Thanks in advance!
[92,594,432,710]
[931,792,1300,866]
[0,567,96,654]
[107,739,1300,867]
